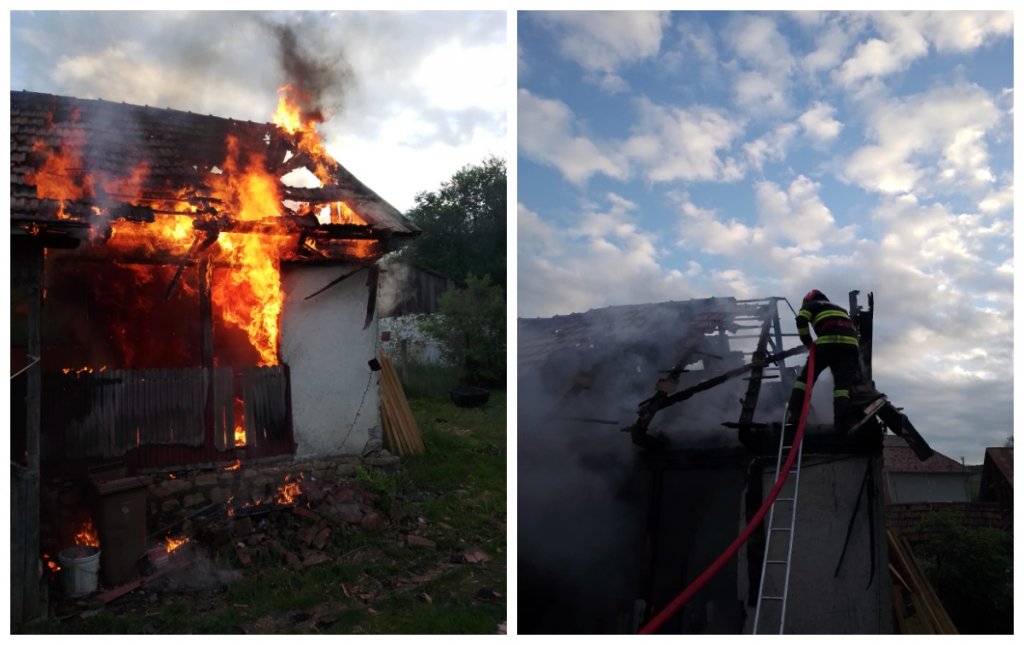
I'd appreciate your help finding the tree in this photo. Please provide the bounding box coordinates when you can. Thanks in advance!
[420,274,505,386]
[913,508,1012,634]
[402,157,506,289]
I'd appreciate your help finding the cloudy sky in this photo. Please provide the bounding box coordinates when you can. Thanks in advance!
[518,11,1014,465]
[9,10,507,213]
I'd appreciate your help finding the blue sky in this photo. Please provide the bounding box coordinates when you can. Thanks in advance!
[517,11,1013,464]
[9,10,506,212]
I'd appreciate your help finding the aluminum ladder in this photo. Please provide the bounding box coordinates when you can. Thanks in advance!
[752,416,805,634]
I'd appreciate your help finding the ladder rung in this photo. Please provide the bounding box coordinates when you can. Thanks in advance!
[775,497,795,502]
[766,559,788,564]
[761,595,785,601]
[770,527,792,532]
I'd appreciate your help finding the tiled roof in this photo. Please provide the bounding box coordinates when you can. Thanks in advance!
[10,90,417,240]
[883,434,968,474]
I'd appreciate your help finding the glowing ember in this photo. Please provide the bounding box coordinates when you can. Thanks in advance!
[42,554,61,572]
[274,473,303,506]
[75,518,99,547]
[165,535,190,553]
[224,459,241,471]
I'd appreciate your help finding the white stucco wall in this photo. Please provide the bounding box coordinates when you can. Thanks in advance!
[281,264,380,457]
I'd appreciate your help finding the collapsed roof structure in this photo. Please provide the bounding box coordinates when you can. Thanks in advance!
[519,292,932,634]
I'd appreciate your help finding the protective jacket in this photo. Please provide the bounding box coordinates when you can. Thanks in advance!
[796,298,859,348]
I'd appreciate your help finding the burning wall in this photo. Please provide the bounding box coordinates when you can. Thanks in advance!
[12,89,418,467]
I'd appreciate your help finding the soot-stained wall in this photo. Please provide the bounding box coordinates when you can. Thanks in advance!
[739,454,892,634]
[281,264,380,457]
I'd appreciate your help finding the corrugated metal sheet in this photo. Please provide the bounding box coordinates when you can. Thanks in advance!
[242,365,289,450]
[45,368,207,459]
[213,367,235,451]
[41,365,295,468]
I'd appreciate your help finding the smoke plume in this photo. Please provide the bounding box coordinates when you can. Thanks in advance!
[262,18,356,124]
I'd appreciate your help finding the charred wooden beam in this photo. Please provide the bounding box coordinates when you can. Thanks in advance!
[626,344,808,444]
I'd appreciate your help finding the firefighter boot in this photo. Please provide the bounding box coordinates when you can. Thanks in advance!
[834,397,851,434]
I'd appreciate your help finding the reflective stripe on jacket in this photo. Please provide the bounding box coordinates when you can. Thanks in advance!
[796,299,858,346]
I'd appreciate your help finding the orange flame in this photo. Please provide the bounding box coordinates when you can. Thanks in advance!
[207,136,286,366]
[273,85,334,183]
[26,108,152,218]
[165,535,190,553]
[224,459,241,471]
[75,518,100,547]
[274,473,303,505]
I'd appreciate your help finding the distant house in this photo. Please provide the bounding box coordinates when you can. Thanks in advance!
[979,447,1013,529]
[882,435,971,504]
[377,260,452,365]
[884,436,1006,540]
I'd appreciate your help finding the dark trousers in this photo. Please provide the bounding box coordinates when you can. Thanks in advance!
[787,344,862,428]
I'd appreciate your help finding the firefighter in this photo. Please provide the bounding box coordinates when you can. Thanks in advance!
[786,289,862,433]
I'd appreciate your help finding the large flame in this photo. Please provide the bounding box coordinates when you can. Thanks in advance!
[208,136,286,366]
[33,92,374,369]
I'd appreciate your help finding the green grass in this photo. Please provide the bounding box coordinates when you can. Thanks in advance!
[396,360,462,400]
[21,382,506,635]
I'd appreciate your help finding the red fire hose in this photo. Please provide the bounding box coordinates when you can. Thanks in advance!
[638,344,816,634]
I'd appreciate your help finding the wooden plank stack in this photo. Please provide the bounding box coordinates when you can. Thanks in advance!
[378,352,425,456]
[887,528,958,634]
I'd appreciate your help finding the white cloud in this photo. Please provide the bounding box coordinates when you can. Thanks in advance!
[676,196,761,256]
[625,98,745,183]
[723,14,794,76]
[922,11,1013,53]
[536,11,669,92]
[517,195,698,317]
[518,89,625,185]
[733,70,789,113]
[977,176,1013,214]
[744,123,799,171]
[798,102,842,142]
[518,203,561,256]
[842,83,1002,195]
[754,176,856,251]
[800,20,856,73]
[834,11,1012,88]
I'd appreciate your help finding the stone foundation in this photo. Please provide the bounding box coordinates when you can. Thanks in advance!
[41,453,401,550]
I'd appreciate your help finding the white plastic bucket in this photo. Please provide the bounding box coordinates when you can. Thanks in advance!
[58,545,101,598]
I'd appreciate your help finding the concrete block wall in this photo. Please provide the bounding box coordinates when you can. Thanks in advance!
[739,454,892,634]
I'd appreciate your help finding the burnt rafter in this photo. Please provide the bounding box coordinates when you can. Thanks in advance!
[627,345,808,447]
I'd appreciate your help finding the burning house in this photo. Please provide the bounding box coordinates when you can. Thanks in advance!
[518,293,933,634]
[10,89,418,622]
